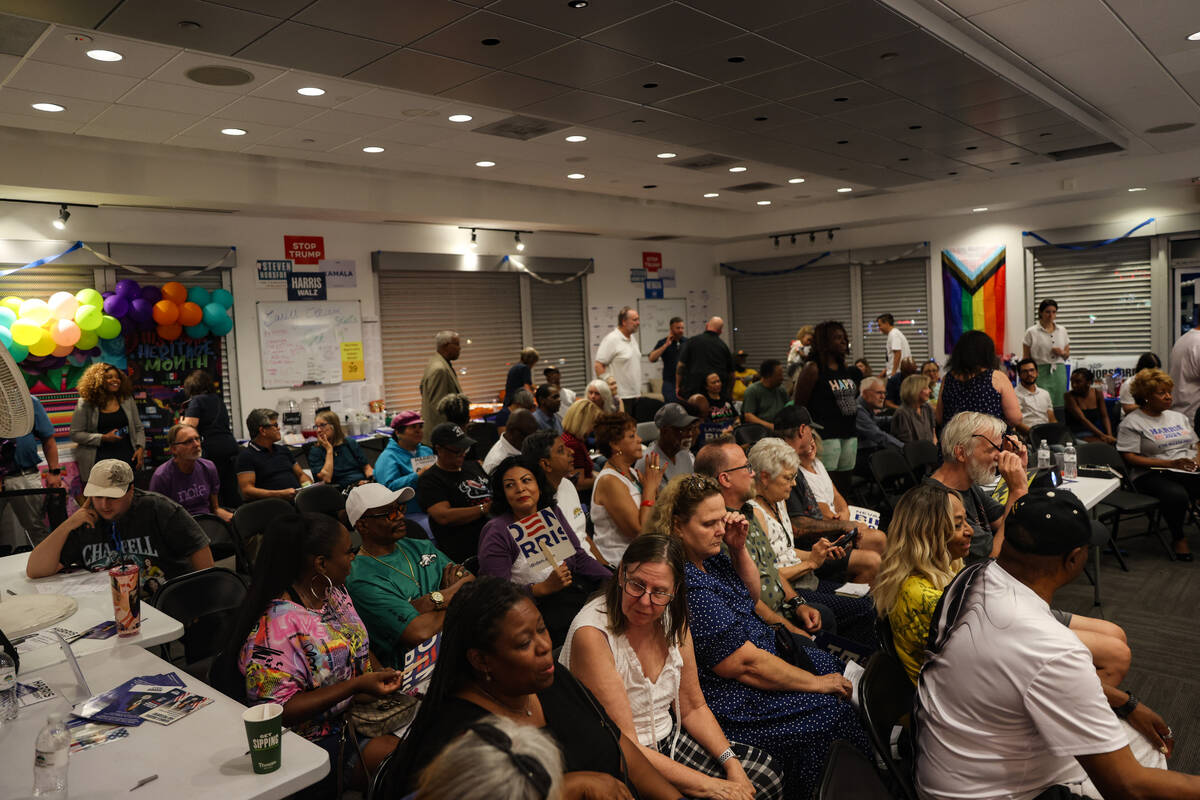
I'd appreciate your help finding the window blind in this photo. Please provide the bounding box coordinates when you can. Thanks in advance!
[860,258,931,368]
[528,277,588,396]
[730,263,854,366]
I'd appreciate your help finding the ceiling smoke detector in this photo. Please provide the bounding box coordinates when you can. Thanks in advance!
[186,65,254,86]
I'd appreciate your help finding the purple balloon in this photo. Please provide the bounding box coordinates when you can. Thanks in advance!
[103,295,130,318]
[102,291,114,299]
[140,285,162,303]
[137,315,155,332]
[115,279,140,299]
[130,297,153,323]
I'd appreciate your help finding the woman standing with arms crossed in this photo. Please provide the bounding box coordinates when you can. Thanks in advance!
[70,362,145,484]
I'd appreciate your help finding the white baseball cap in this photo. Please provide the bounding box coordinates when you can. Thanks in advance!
[345,483,415,527]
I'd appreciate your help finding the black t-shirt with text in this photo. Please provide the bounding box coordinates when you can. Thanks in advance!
[416,462,491,563]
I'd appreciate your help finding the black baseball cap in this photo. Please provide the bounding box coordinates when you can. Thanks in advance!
[775,404,823,431]
[1005,489,1104,555]
[430,422,475,450]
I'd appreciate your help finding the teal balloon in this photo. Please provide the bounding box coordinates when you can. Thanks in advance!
[0,307,14,328]
[7,341,28,362]
[184,323,209,339]
[209,314,233,336]
[211,288,234,309]
[0,327,10,348]
[187,287,211,307]
[202,302,227,328]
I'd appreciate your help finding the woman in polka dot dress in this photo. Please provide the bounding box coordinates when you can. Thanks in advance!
[936,330,1022,429]
[648,473,870,800]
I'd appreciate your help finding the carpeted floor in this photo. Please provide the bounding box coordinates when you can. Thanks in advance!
[1055,515,1200,774]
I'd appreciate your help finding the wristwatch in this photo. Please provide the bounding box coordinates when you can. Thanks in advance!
[1114,692,1139,719]
[47,468,62,475]
[430,591,446,611]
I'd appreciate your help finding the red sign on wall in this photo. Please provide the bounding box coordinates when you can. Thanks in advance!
[284,235,325,265]
[642,251,662,272]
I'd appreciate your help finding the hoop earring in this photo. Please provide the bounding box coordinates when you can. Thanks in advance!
[310,571,334,603]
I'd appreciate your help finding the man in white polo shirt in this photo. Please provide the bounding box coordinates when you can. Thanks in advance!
[594,306,642,406]
[877,313,912,377]
[1016,357,1057,433]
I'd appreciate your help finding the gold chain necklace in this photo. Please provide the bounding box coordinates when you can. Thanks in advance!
[360,546,419,584]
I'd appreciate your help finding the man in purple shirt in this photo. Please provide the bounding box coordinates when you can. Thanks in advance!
[149,423,232,522]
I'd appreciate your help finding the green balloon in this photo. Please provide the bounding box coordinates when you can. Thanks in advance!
[76,328,98,350]
[7,341,28,362]
[76,288,103,308]
[96,314,122,339]
[76,304,103,331]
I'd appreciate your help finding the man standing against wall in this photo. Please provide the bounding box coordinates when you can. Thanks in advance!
[1169,327,1200,429]
[420,330,464,445]
[877,314,912,377]
[676,316,735,400]
[594,306,642,408]
[648,316,685,403]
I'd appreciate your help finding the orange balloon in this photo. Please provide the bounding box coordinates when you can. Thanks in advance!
[178,301,203,327]
[157,323,183,341]
[161,282,188,305]
[152,300,180,325]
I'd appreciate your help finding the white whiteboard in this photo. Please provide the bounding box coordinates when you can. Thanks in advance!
[257,301,363,388]
[637,298,687,356]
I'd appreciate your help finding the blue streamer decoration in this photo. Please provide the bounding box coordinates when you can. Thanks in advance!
[1022,218,1154,251]
[0,240,84,278]
[721,250,831,276]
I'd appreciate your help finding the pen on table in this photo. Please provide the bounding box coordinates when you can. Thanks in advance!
[130,775,158,792]
[5,589,15,596]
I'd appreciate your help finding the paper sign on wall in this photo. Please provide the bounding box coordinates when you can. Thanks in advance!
[642,251,662,272]
[256,259,292,285]
[630,268,646,283]
[643,278,664,299]
[319,258,357,288]
[508,509,576,572]
[660,267,676,288]
[284,235,325,264]
[287,272,327,301]
[340,340,365,381]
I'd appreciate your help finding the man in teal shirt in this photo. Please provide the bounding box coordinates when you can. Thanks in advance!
[344,483,473,667]
[372,411,433,514]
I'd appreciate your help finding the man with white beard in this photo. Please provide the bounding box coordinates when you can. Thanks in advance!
[927,411,1029,567]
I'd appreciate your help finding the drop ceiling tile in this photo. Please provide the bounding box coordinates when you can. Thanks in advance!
[967,0,1124,63]
[0,14,46,57]
[439,71,568,108]
[727,60,855,101]
[6,59,140,102]
[946,137,1032,164]
[949,92,1051,124]
[1008,123,1105,149]
[148,51,285,95]
[518,90,642,123]
[167,134,258,153]
[334,88,448,119]
[509,41,649,90]
[0,85,109,123]
[218,95,323,126]
[587,5,744,61]
[236,22,396,76]
[914,76,1029,113]
[1106,0,1200,57]
[769,117,865,147]
[653,85,762,118]
[681,0,845,31]
[971,108,1073,137]
[761,0,912,58]
[1035,35,1167,102]
[588,106,687,136]
[300,108,398,135]
[207,0,310,15]
[348,50,491,94]
[586,64,713,105]
[251,72,374,107]
[489,0,663,37]
[785,81,897,116]
[29,32,179,80]
[118,79,237,115]
[972,154,1050,170]
[0,2,115,28]
[0,52,18,80]
[294,0,472,46]
[940,0,1024,13]
[261,127,362,151]
[174,116,288,145]
[77,104,203,142]
[99,0,279,55]
[820,29,955,80]
[711,102,815,131]
[370,119,462,146]
[662,34,800,83]
[0,109,82,134]
[410,11,571,70]
[1031,133,1121,155]
[871,57,997,97]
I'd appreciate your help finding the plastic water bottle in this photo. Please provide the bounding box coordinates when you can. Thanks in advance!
[1063,441,1078,480]
[0,650,16,722]
[32,712,69,797]
[1037,440,1051,470]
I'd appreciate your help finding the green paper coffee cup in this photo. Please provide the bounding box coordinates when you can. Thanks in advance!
[243,702,284,774]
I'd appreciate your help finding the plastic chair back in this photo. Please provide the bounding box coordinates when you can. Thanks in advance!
[857,651,919,800]
[1075,442,1134,486]
[636,421,659,444]
[466,421,500,461]
[295,482,347,518]
[152,567,247,667]
[817,739,894,800]
[902,440,939,480]
[632,397,664,423]
[733,423,769,449]
[870,448,918,508]
[359,436,387,466]
[1030,422,1072,447]
[231,498,295,571]
[405,511,433,542]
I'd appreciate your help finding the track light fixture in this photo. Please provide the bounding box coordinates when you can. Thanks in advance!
[790,234,796,246]
[828,230,834,241]
[514,232,524,251]
[470,228,478,248]
[458,226,533,253]
[772,236,780,248]
[764,227,840,248]
[52,204,70,230]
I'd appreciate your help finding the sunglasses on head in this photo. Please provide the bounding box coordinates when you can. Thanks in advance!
[468,723,552,796]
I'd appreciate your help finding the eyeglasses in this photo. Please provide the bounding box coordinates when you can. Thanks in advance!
[972,433,1018,454]
[721,462,753,476]
[171,437,202,447]
[361,506,403,520]
[468,723,552,797]
[622,577,675,606]
[263,422,280,430]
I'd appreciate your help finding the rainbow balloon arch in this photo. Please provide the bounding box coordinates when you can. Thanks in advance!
[0,280,233,370]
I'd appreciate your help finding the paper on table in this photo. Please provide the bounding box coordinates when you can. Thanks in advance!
[844,659,865,709]
[31,571,110,596]
[834,582,870,598]
[15,626,78,654]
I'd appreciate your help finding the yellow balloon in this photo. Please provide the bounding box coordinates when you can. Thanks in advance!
[1,297,22,314]
[28,329,55,357]
[19,298,51,326]
[10,320,41,347]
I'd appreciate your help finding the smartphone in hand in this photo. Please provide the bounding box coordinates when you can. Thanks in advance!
[831,529,859,549]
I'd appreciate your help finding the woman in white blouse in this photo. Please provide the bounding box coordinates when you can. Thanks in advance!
[1022,298,1071,407]
[562,533,783,800]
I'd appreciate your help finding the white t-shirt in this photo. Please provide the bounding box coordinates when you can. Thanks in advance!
[556,386,577,424]
[885,328,912,375]
[635,441,695,483]
[482,435,521,475]
[596,328,642,399]
[1016,383,1053,428]
[1115,408,1198,481]
[591,467,641,564]
[801,458,836,509]
[1117,379,1135,417]
[1169,329,1200,423]
[1023,323,1070,366]
[915,562,1128,800]
[556,476,587,544]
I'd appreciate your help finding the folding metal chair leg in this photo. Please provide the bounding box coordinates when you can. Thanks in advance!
[1147,511,1175,561]
[1091,544,1101,607]
[1105,529,1129,572]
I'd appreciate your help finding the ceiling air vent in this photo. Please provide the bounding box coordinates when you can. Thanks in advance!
[472,115,569,141]
[723,182,779,193]
[671,153,740,171]
[1047,142,1124,161]
[186,65,254,86]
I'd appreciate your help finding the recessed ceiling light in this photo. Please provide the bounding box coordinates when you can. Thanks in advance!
[86,49,122,62]
[1188,30,1200,41]
[880,52,899,60]
[31,102,65,112]
[565,135,587,142]
[1128,187,1147,192]
[481,38,501,46]
[756,200,772,206]
[728,56,745,63]
[568,0,589,7]
[448,114,473,123]
[642,82,658,89]
[362,146,384,153]
[566,173,585,180]
[972,207,988,212]
[836,139,849,144]
[703,192,719,198]
[788,177,805,184]
[965,145,978,150]
[297,87,325,96]
[643,184,657,189]
[836,187,853,193]
[729,166,747,173]
[833,97,849,102]
[656,152,676,159]
[178,20,202,30]
[221,127,247,136]
[475,160,495,167]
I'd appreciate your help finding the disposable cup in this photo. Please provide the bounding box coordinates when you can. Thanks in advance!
[243,703,284,774]
[109,563,140,637]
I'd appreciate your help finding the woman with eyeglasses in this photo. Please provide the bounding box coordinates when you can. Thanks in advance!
[416,715,565,800]
[308,410,373,488]
[649,474,869,800]
[391,576,681,799]
[478,455,611,645]
[562,534,784,800]
[215,512,402,796]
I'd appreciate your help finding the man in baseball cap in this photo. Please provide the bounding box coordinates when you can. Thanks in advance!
[636,402,699,481]
[419,422,490,563]
[373,410,432,513]
[344,482,473,667]
[26,459,213,592]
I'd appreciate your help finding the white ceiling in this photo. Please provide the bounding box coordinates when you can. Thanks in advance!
[0,0,1196,224]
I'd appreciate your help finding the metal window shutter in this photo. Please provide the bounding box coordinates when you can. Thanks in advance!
[730,263,853,365]
[0,263,96,297]
[1031,239,1151,356]
[860,259,931,366]
[378,270,522,410]
[529,278,588,396]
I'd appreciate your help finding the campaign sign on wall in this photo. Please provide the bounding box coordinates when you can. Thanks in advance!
[256,259,292,285]
[507,509,575,572]
[287,272,327,301]
[318,258,357,288]
[283,235,325,265]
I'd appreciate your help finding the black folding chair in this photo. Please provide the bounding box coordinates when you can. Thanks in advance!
[466,421,500,462]
[856,651,918,800]
[1030,422,1072,448]
[231,498,295,572]
[817,739,894,800]
[733,423,769,449]
[902,440,940,481]
[869,448,918,513]
[632,397,664,423]
[192,513,244,567]
[294,482,347,519]
[151,567,247,678]
[1076,442,1167,566]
